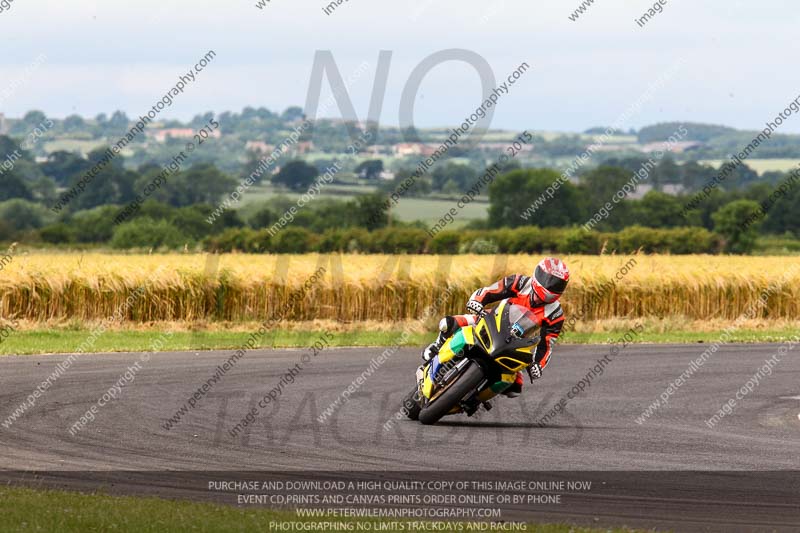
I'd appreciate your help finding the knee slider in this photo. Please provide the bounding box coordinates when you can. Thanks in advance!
[439,316,456,334]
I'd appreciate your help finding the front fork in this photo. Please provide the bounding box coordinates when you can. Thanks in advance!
[418,354,517,404]
[418,353,471,402]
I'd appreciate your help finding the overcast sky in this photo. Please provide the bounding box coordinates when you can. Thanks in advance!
[1,0,798,133]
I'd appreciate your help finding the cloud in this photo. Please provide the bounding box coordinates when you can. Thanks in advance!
[0,0,797,132]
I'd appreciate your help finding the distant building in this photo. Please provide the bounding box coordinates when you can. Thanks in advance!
[150,128,220,143]
[367,144,393,156]
[295,141,314,154]
[0,113,7,135]
[394,142,436,157]
[629,183,686,199]
[662,183,685,195]
[245,139,313,157]
[245,141,276,153]
[640,141,702,154]
[629,184,651,199]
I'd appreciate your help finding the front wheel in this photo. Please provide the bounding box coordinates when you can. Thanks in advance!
[418,362,485,425]
[401,387,422,420]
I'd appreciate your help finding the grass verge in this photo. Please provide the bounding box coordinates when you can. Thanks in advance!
[0,325,798,355]
[0,486,639,533]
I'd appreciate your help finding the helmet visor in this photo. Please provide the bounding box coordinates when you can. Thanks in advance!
[534,265,568,295]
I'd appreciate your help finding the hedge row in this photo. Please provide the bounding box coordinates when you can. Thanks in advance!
[204,226,723,255]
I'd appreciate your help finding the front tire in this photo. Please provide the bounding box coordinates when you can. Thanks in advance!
[418,362,485,425]
[402,387,422,420]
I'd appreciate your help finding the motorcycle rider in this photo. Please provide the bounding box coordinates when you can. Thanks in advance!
[422,257,569,398]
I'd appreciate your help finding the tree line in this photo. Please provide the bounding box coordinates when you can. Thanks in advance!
[0,134,798,254]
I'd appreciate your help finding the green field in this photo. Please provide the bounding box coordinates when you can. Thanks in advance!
[238,184,490,225]
[43,138,109,155]
[390,196,488,224]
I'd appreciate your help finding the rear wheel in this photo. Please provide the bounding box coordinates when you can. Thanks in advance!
[418,362,485,425]
[402,387,422,420]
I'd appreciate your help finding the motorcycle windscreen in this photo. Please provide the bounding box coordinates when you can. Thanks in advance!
[490,303,538,372]
[507,304,539,338]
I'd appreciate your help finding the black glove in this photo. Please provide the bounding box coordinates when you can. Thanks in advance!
[527,363,543,382]
[466,300,485,316]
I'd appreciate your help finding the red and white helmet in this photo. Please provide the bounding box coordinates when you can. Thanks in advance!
[531,257,570,304]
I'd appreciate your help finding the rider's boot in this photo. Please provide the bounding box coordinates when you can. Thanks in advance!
[421,330,447,363]
[462,398,492,417]
[502,372,524,398]
[421,318,452,363]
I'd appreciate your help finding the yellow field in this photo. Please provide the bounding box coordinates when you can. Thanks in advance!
[700,158,800,175]
[0,253,799,324]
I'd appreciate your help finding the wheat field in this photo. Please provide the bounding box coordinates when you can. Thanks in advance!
[0,253,798,324]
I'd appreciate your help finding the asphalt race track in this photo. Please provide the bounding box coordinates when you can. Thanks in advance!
[1,343,799,531]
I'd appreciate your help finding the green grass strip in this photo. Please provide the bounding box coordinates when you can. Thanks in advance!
[0,486,640,533]
[0,327,798,356]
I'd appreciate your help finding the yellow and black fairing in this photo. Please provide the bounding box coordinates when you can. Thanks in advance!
[418,300,539,405]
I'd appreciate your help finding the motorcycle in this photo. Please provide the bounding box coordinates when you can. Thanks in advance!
[402,299,540,425]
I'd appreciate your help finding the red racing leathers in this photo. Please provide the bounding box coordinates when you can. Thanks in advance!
[440,274,565,372]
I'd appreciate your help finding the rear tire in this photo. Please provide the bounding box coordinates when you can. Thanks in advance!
[402,387,422,420]
[418,362,485,425]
